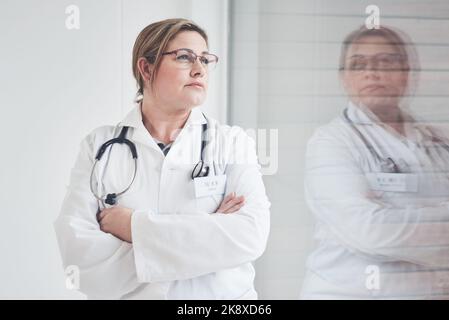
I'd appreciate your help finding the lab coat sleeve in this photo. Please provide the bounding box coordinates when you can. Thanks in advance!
[305,126,449,268]
[54,130,140,298]
[131,129,271,282]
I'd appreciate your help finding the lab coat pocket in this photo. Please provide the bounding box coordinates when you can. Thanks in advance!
[195,194,223,214]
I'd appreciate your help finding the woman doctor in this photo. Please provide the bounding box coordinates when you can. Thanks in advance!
[54,18,270,299]
[302,25,449,299]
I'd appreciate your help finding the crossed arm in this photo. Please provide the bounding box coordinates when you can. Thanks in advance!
[97,192,246,243]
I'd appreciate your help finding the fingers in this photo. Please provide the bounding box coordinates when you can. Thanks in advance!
[216,193,245,214]
[97,207,133,234]
[225,199,245,213]
[97,209,113,233]
[97,209,109,222]
[221,192,235,206]
[222,196,245,213]
[216,192,236,213]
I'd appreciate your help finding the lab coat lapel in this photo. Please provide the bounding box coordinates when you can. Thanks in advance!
[120,103,162,153]
[161,107,207,167]
[119,104,207,157]
[346,102,420,171]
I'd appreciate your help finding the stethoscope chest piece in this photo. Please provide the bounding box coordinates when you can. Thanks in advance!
[105,193,117,205]
[380,157,400,173]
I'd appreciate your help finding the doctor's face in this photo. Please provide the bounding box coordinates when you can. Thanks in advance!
[151,31,210,111]
[340,35,409,111]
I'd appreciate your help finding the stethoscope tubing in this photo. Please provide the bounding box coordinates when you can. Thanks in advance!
[91,114,211,209]
[342,107,449,174]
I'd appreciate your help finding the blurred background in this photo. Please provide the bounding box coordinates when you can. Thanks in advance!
[1,0,448,299]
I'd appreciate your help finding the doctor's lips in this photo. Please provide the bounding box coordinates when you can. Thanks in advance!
[185,81,205,89]
[361,84,387,92]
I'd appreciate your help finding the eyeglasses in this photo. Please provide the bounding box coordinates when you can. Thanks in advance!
[342,53,408,73]
[161,48,219,71]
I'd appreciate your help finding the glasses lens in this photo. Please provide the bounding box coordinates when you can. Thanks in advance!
[175,50,195,65]
[172,50,218,71]
[202,54,218,70]
[346,54,406,72]
[376,53,405,70]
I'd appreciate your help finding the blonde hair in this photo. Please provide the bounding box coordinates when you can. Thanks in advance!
[132,18,208,102]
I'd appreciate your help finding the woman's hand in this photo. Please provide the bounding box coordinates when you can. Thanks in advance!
[216,192,245,214]
[97,206,133,243]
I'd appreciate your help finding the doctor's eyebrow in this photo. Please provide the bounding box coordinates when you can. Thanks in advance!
[176,47,210,55]
[347,53,398,59]
[347,54,371,59]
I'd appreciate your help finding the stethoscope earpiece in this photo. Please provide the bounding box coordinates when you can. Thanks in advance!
[191,159,210,180]
[191,118,210,180]
[201,165,210,177]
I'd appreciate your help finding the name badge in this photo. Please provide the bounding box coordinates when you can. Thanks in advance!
[366,173,418,193]
[194,175,227,198]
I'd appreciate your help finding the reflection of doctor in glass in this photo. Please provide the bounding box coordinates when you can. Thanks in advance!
[302,25,449,299]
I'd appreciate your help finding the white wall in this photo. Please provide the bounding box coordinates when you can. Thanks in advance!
[230,0,449,299]
[0,0,228,299]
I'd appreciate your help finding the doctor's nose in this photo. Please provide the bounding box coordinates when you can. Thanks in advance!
[190,59,206,78]
[363,68,381,80]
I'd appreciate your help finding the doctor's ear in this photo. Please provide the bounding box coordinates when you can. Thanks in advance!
[137,57,153,82]
[339,70,350,92]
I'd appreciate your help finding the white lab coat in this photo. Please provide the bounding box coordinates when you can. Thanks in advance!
[302,102,449,299]
[54,103,270,299]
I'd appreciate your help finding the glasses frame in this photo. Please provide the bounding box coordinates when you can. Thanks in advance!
[161,48,219,70]
[340,53,409,73]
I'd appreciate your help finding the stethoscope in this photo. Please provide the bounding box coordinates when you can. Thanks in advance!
[90,114,210,209]
[343,108,402,173]
[343,108,449,174]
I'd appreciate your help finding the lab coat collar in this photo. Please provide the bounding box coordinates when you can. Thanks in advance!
[120,102,207,129]
[346,101,430,144]
[346,102,378,125]
[346,101,415,127]
[118,102,207,153]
